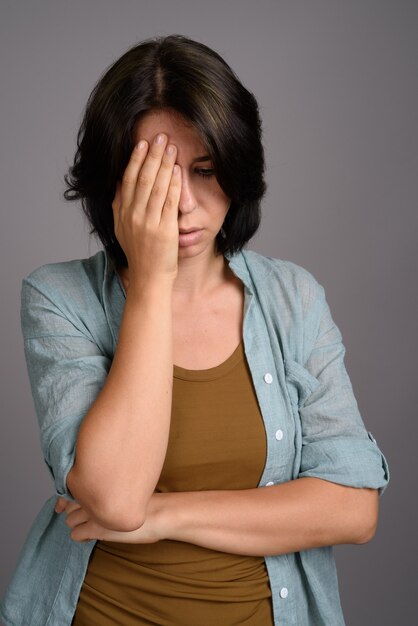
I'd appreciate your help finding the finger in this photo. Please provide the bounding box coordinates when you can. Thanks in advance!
[70,521,100,543]
[63,501,82,516]
[142,142,178,225]
[130,132,169,215]
[54,497,67,513]
[111,180,121,223]
[160,163,182,228]
[55,497,77,514]
[65,507,90,530]
[119,139,149,212]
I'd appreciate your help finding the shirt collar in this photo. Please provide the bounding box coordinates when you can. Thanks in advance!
[102,248,253,347]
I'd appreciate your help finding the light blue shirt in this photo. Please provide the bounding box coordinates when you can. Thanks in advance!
[1,248,389,626]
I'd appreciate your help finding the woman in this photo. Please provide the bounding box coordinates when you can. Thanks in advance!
[0,35,389,626]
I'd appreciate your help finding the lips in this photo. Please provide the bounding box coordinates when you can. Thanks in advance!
[179,228,200,233]
[178,228,204,247]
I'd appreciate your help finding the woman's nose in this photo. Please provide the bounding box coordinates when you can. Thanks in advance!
[178,171,197,213]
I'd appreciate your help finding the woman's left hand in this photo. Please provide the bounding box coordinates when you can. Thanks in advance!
[55,494,169,544]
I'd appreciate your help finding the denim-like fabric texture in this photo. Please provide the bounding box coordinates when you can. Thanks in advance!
[0,248,390,626]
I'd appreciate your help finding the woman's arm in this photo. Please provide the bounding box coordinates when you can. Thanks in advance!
[64,478,378,555]
[67,135,181,531]
[159,478,378,556]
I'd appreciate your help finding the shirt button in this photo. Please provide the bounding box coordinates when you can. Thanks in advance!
[275,429,284,441]
[280,587,288,599]
[265,481,275,487]
[264,372,273,384]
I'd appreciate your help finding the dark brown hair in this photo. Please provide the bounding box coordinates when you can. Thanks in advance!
[63,34,267,268]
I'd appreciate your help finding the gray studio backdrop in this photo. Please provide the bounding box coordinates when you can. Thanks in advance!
[1,1,416,625]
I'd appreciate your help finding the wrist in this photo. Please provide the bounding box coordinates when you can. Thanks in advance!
[122,264,174,289]
[149,491,182,542]
[122,278,174,317]
[126,279,174,304]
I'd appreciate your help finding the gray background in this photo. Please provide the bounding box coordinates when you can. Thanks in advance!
[1,1,416,624]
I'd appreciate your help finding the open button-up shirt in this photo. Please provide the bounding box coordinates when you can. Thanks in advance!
[0,248,390,626]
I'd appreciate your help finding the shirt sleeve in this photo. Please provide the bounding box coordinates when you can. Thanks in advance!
[20,274,112,501]
[292,274,390,496]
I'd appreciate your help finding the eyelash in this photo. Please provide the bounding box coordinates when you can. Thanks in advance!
[196,169,215,179]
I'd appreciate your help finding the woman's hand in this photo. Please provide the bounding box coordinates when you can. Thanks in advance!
[112,133,182,290]
[55,494,169,544]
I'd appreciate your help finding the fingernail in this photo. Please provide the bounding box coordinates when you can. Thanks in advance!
[173,164,180,175]
[155,133,165,144]
[137,140,147,150]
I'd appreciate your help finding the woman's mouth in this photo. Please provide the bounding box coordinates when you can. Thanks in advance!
[178,229,203,246]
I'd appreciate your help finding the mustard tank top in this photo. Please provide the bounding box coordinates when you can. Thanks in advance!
[72,341,274,626]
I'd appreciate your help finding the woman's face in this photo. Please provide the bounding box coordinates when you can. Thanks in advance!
[134,109,231,259]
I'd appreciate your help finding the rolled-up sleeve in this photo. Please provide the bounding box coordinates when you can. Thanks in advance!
[295,276,390,496]
[21,275,111,500]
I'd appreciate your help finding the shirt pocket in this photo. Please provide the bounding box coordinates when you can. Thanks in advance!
[284,358,321,409]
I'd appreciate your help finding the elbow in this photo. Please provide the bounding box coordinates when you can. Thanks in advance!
[80,496,146,533]
[353,488,379,544]
[354,517,377,545]
[96,506,146,532]
[354,517,378,544]
[66,465,146,532]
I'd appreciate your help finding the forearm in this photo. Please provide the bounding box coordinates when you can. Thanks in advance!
[161,478,378,556]
[68,281,174,530]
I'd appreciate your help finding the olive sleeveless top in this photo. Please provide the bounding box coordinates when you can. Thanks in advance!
[72,341,274,626]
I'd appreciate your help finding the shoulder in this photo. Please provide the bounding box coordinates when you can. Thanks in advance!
[20,251,108,337]
[239,249,326,309]
[22,250,106,299]
[237,249,331,361]
[21,251,107,316]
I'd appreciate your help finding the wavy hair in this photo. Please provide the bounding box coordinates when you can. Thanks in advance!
[64,34,267,268]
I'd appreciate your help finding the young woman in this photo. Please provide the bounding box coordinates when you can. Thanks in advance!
[1,34,389,626]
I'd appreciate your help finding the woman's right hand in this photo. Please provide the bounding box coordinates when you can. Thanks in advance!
[112,133,182,289]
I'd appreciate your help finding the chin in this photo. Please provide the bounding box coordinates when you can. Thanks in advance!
[178,239,215,258]
[178,244,202,256]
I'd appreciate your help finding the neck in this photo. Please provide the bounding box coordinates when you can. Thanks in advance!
[116,249,231,301]
[173,250,228,300]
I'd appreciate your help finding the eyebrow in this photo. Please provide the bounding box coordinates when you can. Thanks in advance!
[192,155,212,164]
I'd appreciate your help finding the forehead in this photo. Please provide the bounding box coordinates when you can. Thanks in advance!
[134,109,206,153]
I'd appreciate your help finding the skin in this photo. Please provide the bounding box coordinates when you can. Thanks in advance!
[59,108,379,552]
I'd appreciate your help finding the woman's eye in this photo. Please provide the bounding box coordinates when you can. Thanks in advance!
[196,169,215,179]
